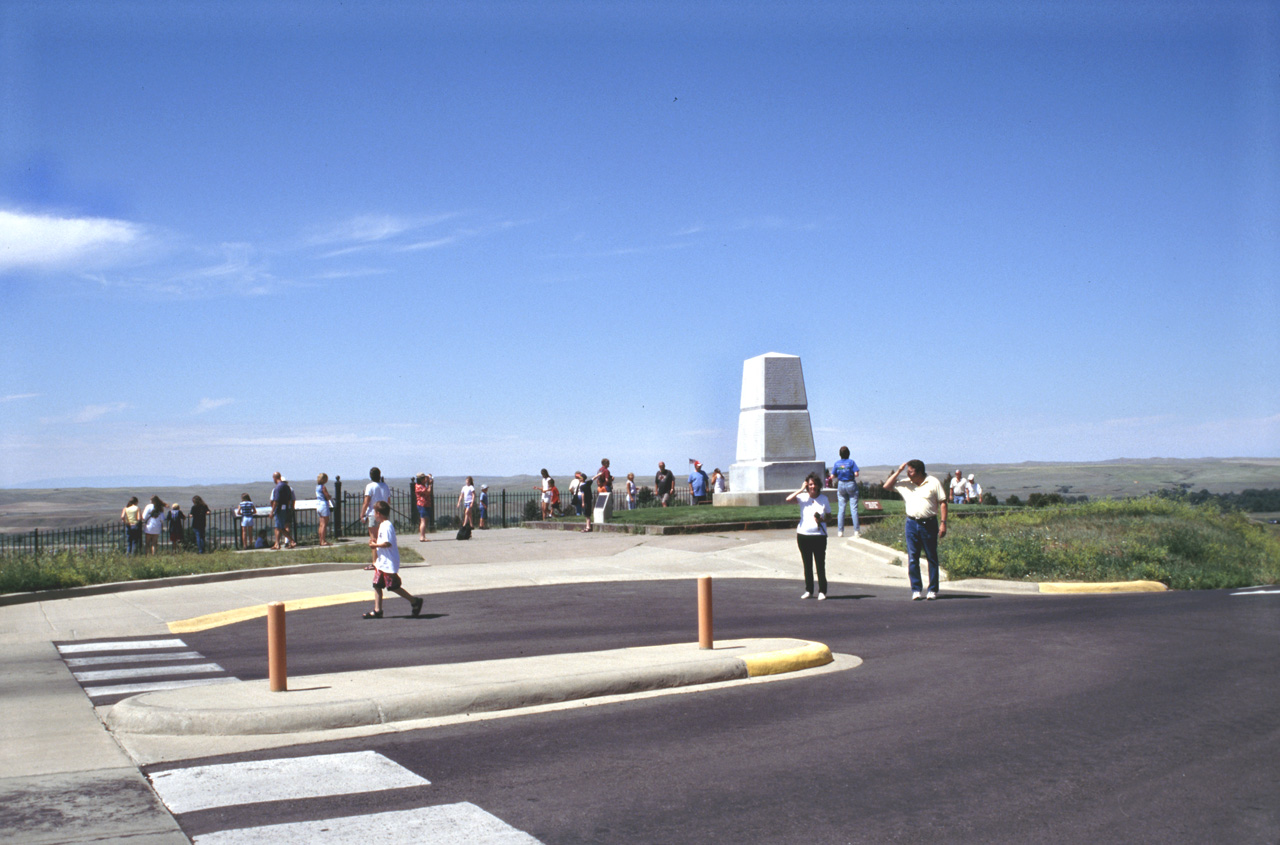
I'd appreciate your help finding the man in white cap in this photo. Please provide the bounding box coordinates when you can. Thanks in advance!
[688,460,709,505]
[967,473,982,504]
[950,469,968,505]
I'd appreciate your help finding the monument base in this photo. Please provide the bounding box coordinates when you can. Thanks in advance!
[728,460,827,497]
[714,489,839,508]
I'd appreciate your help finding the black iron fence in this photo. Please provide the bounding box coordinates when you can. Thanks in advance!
[0,480,718,557]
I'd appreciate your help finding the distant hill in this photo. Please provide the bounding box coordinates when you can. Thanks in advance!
[0,474,541,533]
[1,459,1278,533]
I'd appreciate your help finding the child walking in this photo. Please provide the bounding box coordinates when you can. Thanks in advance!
[365,501,423,619]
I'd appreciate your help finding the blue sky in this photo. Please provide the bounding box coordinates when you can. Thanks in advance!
[1,1,1277,487]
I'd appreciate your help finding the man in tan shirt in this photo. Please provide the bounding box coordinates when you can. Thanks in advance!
[883,459,948,601]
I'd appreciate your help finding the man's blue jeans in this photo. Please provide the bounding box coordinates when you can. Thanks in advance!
[836,482,859,534]
[904,516,940,593]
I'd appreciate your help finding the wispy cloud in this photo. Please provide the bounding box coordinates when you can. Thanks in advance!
[86,242,286,298]
[0,209,148,273]
[310,212,463,256]
[311,213,525,258]
[672,216,823,238]
[194,398,234,414]
[1,393,40,402]
[311,267,389,280]
[45,402,131,424]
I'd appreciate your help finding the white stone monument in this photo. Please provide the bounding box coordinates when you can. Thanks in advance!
[716,352,828,507]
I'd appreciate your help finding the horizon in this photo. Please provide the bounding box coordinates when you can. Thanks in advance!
[2,2,1277,486]
[6,455,1279,492]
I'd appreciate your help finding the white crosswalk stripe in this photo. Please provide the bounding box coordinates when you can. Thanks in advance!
[56,636,238,704]
[149,751,431,814]
[65,650,205,667]
[74,662,226,683]
[191,803,542,844]
[147,751,544,844]
[57,638,189,653]
[85,676,240,698]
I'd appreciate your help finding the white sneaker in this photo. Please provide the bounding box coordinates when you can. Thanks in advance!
[800,591,812,599]
[926,591,938,601]
[911,591,923,601]
[817,592,826,601]
[853,531,862,539]
[837,531,843,538]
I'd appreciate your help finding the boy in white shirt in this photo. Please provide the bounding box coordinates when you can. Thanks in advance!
[365,501,423,619]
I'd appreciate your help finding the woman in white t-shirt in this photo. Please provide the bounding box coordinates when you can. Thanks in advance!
[457,477,476,529]
[141,495,166,556]
[785,473,829,600]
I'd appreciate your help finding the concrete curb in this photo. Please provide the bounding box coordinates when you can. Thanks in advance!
[742,640,833,676]
[0,562,365,607]
[1038,580,1168,594]
[104,638,834,736]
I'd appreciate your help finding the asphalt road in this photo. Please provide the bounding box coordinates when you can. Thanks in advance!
[128,579,1280,844]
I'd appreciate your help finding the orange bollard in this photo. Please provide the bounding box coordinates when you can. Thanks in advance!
[267,601,287,692]
[698,576,713,649]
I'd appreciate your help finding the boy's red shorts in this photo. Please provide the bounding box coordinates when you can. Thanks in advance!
[373,570,402,591]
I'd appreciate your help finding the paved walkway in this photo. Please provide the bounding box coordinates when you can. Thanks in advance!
[0,527,1023,843]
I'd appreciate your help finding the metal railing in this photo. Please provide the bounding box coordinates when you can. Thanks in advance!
[0,481,769,557]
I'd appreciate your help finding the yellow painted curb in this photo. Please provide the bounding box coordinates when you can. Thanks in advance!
[741,640,834,677]
[1038,580,1168,594]
[168,591,371,633]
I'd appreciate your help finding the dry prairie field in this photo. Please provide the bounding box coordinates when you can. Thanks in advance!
[1,459,1278,534]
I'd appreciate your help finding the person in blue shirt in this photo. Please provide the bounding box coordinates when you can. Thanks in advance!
[688,461,709,504]
[831,446,861,537]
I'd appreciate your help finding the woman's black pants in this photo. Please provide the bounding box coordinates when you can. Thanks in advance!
[797,533,828,595]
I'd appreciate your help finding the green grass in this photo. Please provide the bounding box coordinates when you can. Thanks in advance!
[0,543,423,595]
[858,497,1280,589]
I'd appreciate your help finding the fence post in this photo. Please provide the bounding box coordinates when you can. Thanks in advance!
[334,477,343,538]
[33,528,40,560]
[502,489,507,528]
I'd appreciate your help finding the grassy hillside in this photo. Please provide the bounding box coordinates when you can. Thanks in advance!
[860,497,1280,590]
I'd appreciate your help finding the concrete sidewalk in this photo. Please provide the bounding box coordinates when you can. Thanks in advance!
[0,527,1008,843]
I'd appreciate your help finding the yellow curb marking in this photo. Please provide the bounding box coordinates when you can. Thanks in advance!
[168,591,370,633]
[741,640,834,677]
[1039,580,1168,594]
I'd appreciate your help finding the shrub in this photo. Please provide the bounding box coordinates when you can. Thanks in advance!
[865,496,1280,589]
[522,499,541,521]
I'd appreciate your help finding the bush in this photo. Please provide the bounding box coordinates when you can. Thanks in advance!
[870,496,1280,589]
[522,499,541,521]
[637,486,654,507]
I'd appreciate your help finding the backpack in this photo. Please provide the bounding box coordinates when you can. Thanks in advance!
[456,524,472,541]
[278,482,294,508]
